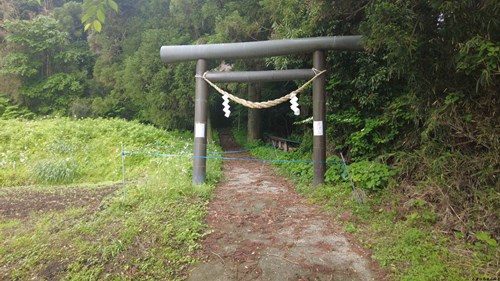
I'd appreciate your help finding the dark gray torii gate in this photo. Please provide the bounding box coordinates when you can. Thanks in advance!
[160,36,363,185]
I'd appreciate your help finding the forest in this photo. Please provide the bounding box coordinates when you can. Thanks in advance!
[0,0,498,248]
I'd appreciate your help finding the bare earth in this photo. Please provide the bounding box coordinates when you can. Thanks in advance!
[0,185,118,219]
[187,129,385,281]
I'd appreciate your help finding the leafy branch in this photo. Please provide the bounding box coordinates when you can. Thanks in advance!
[81,0,119,32]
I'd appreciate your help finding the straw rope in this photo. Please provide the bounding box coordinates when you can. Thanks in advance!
[201,69,327,109]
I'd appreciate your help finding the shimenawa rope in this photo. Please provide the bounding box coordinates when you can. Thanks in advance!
[201,69,327,109]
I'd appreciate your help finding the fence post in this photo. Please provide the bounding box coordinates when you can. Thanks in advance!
[121,143,126,200]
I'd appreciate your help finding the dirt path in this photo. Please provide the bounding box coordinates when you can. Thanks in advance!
[187,129,383,281]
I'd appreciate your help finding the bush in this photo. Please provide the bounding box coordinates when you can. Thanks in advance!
[348,160,396,191]
[325,156,344,184]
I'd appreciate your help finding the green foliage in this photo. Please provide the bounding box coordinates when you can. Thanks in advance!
[0,96,8,116]
[360,2,417,77]
[343,222,357,233]
[1,16,68,78]
[250,144,314,184]
[0,53,38,77]
[82,0,119,32]
[475,232,497,248]
[54,2,87,41]
[357,0,500,239]
[347,118,398,158]
[348,161,396,191]
[22,73,85,114]
[324,156,344,184]
[1,13,95,115]
[2,16,68,54]
[0,117,193,186]
[250,139,396,191]
[0,105,34,120]
[456,35,500,92]
[0,96,34,120]
[0,0,497,264]
[384,227,456,281]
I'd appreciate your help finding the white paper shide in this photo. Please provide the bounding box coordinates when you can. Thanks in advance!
[313,121,323,136]
[195,123,205,138]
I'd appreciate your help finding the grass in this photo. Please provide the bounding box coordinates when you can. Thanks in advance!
[0,117,222,280]
[0,117,196,186]
[239,134,499,281]
[309,183,499,281]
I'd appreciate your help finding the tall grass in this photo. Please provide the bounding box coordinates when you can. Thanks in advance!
[0,117,193,186]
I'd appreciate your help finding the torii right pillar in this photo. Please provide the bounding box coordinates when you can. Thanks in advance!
[313,50,326,185]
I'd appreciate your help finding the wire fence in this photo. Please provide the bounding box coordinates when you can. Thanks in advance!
[120,142,365,204]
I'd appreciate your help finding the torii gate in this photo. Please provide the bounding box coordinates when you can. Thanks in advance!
[160,36,363,185]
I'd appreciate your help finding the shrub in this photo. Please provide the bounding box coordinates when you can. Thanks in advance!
[325,156,344,184]
[348,160,396,191]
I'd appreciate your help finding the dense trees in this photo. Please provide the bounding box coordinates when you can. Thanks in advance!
[0,0,498,235]
[1,6,93,115]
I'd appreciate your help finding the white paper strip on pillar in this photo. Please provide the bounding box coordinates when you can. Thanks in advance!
[313,121,323,136]
[195,123,205,138]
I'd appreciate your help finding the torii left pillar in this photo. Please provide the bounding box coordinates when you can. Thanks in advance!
[193,59,208,184]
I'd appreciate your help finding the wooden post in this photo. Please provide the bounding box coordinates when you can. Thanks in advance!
[193,59,208,185]
[247,83,262,141]
[313,50,326,185]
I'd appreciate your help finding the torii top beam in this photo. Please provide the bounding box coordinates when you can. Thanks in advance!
[160,36,363,64]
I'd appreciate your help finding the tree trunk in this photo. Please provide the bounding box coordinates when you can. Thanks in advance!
[247,82,262,142]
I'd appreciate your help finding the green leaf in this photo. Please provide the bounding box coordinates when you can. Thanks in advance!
[81,12,92,24]
[93,20,102,32]
[84,23,92,31]
[97,9,106,23]
[107,0,119,12]
[86,6,98,17]
[476,232,497,247]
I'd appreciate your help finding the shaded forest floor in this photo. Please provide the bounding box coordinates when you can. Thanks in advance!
[186,128,385,280]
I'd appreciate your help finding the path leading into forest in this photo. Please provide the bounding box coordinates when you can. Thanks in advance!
[186,129,384,281]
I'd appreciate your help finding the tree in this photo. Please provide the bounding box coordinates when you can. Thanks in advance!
[1,16,68,79]
[1,13,93,114]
